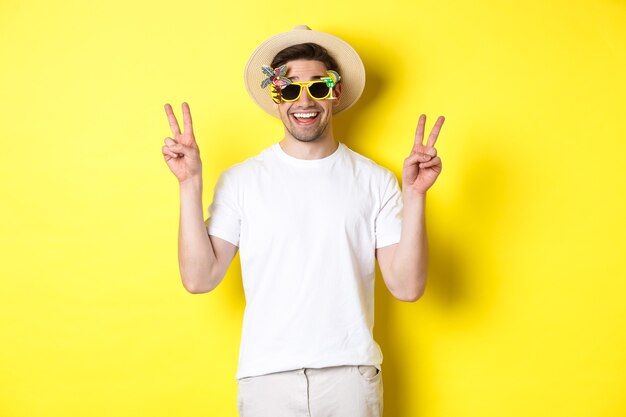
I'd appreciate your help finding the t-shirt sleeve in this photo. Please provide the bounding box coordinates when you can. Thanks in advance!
[375,169,403,248]
[206,170,241,247]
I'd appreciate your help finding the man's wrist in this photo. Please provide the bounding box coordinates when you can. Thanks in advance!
[180,175,203,193]
[402,188,427,202]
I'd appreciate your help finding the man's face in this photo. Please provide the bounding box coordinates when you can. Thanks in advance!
[276,59,341,143]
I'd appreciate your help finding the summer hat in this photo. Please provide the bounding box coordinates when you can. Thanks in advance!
[244,25,366,118]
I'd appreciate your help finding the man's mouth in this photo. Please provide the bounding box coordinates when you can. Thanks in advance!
[291,112,319,126]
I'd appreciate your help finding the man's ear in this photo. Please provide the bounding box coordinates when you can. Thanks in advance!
[332,83,343,107]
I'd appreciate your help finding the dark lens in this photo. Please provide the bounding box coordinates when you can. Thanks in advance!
[281,84,301,100]
[308,82,330,99]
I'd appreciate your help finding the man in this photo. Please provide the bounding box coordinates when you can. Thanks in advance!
[162,26,443,417]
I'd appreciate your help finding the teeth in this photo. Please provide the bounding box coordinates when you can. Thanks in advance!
[293,112,318,119]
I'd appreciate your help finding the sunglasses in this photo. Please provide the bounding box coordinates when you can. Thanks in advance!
[272,80,337,103]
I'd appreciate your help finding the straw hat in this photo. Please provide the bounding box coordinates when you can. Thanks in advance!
[244,25,365,118]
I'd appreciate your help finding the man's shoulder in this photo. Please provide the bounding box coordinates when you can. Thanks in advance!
[220,143,274,178]
[342,143,396,180]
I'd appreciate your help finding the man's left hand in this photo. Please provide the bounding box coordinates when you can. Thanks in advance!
[402,114,444,197]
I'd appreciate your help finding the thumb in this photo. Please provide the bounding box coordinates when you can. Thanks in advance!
[164,137,188,154]
[165,136,198,152]
[404,152,431,167]
[167,141,191,156]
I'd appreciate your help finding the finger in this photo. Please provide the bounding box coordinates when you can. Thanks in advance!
[419,157,442,169]
[404,152,432,166]
[166,141,188,155]
[426,116,445,148]
[162,143,178,155]
[182,102,194,136]
[164,137,177,146]
[162,146,179,159]
[164,103,181,137]
[425,147,437,158]
[413,114,426,152]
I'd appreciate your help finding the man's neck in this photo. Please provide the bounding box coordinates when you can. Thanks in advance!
[278,136,339,160]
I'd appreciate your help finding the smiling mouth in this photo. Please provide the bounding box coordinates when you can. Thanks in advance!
[291,112,319,126]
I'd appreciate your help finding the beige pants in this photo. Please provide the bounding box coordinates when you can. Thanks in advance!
[237,364,383,417]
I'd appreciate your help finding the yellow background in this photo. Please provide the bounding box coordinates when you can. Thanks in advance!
[1,0,625,416]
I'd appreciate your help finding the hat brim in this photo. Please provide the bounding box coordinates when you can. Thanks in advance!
[244,26,365,118]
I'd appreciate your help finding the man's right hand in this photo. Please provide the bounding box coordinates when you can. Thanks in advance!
[162,102,202,183]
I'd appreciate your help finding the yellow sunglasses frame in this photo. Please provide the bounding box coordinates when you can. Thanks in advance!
[271,80,337,103]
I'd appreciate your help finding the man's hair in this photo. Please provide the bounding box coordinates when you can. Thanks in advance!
[271,43,340,73]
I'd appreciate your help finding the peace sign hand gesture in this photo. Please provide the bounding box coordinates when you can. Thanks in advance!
[162,102,202,183]
[402,114,444,197]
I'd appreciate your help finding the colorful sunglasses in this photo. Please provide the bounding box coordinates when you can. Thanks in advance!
[261,65,341,104]
[272,80,335,103]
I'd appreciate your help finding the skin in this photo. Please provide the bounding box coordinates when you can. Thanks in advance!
[377,114,444,302]
[162,102,238,294]
[162,62,445,302]
[162,102,201,183]
[274,59,343,160]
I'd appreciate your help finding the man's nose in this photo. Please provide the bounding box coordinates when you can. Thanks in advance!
[295,86,314,106]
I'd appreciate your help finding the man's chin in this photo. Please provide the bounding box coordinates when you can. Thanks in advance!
[288,125,326,143]
[292,134,322,142]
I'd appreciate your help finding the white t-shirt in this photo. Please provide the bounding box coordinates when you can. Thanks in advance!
[206,141,403,380]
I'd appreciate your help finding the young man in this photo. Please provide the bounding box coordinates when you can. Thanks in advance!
[162,26,444,417]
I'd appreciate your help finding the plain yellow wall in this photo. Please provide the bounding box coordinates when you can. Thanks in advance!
[1,0,625,416]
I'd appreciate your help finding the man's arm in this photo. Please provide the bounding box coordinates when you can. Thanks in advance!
[178,177,238,294]
[376,195,427,302]
[376,114,444,302]
[162,102,238,294]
